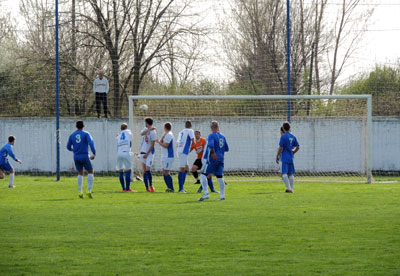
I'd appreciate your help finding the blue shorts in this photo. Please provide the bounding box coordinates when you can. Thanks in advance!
[203,161,224,176]
[74,156,93,171]
[282,162,295,175]
[0,162,13,172]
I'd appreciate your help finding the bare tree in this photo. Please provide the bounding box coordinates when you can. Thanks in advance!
[156,32,204,88]
[127,0,204,97]
[222,0,315,95]
[313,0,328,94]
[73,0,204,116]
[222,0,372,97]
[328,0,373,94]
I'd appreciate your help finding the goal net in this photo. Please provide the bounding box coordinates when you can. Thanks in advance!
[129,95,372,183]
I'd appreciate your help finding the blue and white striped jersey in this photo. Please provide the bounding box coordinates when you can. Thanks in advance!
[176,128,194,154]
[162,131,175,158]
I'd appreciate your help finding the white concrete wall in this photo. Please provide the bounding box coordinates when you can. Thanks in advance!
[0,117,399,173]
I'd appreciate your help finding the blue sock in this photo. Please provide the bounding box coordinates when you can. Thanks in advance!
[125,171,131,190]
[148,171,153,187]
[119,172,125,190]
[163,175,170,189]
[144,172,149,189]
[183,171,188,186]
[178,172,183,191]
[208,177,215,192]
[168,175,174,191]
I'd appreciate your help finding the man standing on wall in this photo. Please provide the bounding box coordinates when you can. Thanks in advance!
[93,70,109,118]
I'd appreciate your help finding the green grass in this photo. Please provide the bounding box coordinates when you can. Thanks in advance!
[0,176,399,275]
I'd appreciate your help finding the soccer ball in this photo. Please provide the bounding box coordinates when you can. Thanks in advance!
[139,104,148,111]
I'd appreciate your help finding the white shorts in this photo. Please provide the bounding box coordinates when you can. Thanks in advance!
[162,157,174,170]
[116,153,132,170]
[138,153,154,167]
[178,152,188,168]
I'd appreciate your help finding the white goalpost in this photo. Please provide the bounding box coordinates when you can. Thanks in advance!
[129,94,373,183]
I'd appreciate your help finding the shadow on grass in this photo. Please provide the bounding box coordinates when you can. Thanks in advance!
[248,192,278,195]
[34,199,74,202]
[95,191,129,195]
[176,200,209,205]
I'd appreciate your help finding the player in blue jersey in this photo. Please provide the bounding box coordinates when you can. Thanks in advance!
[276,122,300,193]
[157,122,175,192]
[0,136,22,188]
[176,121,195,193]
[67,121,96,199]
[198,121,229,201]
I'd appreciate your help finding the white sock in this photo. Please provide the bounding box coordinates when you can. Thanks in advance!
[289,175,294,191]
[201,174,208,195]
[78,175,83,192]
[87,174,94,192]
[282,174,291,190]
[9,173,14,187]
[218,178,225,199]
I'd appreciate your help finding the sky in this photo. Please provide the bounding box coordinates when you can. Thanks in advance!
[2,0,400,85]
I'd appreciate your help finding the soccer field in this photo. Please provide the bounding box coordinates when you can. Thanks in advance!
[0,176,399,275]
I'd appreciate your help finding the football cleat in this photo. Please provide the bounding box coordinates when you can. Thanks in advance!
[127,189,136,192]
[198,194,210,201]
[78,192,84,199]
[123,190,128,192]
[86,192,93,199]
[8,185,16,188]
[178,189,187,194]
[150,186,155,192]
[211,190,220,193]
[285,189,293,193]
[146,189,152,193]
[217,197,225,201]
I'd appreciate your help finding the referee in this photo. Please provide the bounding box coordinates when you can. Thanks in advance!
[93,71,109,118]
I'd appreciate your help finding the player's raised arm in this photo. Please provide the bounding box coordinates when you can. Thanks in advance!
[141,126,156,136]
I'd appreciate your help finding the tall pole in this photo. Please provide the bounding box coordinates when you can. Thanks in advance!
[55,0,60,181]
[306,42,315,116]
[286,0,291,122]
[71,0,77,116]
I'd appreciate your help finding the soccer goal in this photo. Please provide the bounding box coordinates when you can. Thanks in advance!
[129,95,372,183]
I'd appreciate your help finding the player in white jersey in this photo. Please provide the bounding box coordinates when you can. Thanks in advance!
[139,117,157,192]
[156,122,175,192]
[116,123,134,192]
[176,120,195,193]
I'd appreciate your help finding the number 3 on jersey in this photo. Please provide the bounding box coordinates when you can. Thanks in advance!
[76,134,81,143]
